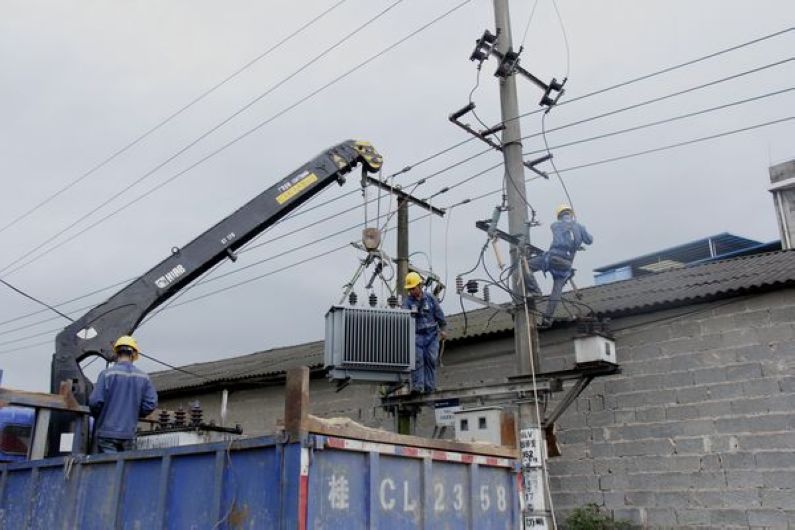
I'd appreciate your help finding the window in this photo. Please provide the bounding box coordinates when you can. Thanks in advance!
[478,417,487,429]
[460,419,469,431]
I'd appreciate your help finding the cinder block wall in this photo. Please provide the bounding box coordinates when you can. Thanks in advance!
[545,290,795,529]
[158,287,795,529]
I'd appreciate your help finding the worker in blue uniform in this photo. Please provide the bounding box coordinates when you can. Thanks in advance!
[402,272,447,394]
[525,204,593,326]
[89,336,158,453]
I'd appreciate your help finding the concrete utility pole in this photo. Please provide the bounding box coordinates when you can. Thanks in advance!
[396,197,412,435]
[396,198,409,298]
[492,0,548,526]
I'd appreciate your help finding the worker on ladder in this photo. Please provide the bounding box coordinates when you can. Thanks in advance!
[524,204,593,326]
[403,272,447,394]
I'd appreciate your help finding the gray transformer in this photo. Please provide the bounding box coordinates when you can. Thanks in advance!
[324,305,415,384]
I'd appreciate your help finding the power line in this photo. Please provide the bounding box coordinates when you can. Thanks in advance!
[543,116,794,177]
[541,110,574,209]
[413,26,794,179]
[0,0,349,239]
[247,65,794,253]
[4,26,786,280]
[1,114,789,350]
[526,57,793,142]
[0,50,789,327]
[511,26,794,123]
[0,280,74,323]
[519,0,541,50]
[0,0,472,279]
[0,85,789,336]
[550,0,570,79]
[0,0,407,277]
[526,87,794,157]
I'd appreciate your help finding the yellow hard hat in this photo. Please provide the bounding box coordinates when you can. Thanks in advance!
[114,335,140,360]
[555,204,574,218]
[404,271,423,290]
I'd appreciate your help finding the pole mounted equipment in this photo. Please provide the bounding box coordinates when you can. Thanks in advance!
[470,30,567,108]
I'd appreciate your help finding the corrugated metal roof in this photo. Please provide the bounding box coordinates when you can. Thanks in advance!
[151,249,795,394]
[593,233,762,273]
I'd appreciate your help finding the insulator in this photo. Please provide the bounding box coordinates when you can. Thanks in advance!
[174,406,186,427]
[387,295,398,308]
[190,402,203,426]
[158,409,170,429]
[483,285,490,303]
[369,293,378,307]
[466,279,479,294]
[348,291,358,306]
[455,275,464,294]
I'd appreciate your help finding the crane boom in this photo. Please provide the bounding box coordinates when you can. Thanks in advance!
[52,140,382,405]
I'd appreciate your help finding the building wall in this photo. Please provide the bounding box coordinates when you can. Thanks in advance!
[770,160,795,250]
[158,287,795,528]
[545,289,795,528]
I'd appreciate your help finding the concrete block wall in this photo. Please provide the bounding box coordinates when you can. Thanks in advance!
[157,287,795,528]
[544,289,795,529]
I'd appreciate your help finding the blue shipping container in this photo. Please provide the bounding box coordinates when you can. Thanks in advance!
[0,432,520,529]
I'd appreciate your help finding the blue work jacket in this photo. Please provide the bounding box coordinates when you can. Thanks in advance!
[548,219,593,261]
[403,291,447,335]
[89,361,158,440]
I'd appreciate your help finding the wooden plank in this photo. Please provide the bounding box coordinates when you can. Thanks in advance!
[284,367,309,439]
[0,387,89,413]
[304,416,518,459]
[29,409,51,460]
[499,410,517,448]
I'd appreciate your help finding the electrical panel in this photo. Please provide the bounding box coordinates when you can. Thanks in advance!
[574,334,617,365]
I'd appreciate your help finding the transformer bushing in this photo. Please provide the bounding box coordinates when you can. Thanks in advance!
[190,403,203,426]
[158,409,170,430]
[174,407,186,427]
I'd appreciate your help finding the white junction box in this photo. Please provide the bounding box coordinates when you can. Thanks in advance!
[574,334,617,365]
[453,406,504,445]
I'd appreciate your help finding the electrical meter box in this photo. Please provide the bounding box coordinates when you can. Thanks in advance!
[574,334,617,365]
[453,406,508,445]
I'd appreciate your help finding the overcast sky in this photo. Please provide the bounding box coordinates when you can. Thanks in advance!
[0,1,793,391]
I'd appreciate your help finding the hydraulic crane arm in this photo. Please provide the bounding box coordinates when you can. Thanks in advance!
[52,140,382,404]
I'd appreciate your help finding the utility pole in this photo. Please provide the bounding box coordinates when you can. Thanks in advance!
[492,0,547,527]
[396,198,409,298]
[395,197,412,435]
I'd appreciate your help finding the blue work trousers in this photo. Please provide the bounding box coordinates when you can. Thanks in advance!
[413,331,440,393]
[97,437,133,454]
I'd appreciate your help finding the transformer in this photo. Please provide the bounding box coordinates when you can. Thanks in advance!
[324,305,415,384]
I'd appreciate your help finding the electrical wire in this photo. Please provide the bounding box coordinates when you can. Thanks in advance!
[530,116,794,180]
[511,27,794,124]
[519,0,542,50]
[550,0,570,80]
[526,86,794,159]
[6,19,783,285]
[137,352,211,381]
[0,0,350,239]
[0,108,790,339]
[0,0,407,277]
[4,36,787,282]
[0,279,74,323]
[541,111,574,210]
[0,81,793,334]
[5,0,471,277]
[0,276,134,329]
